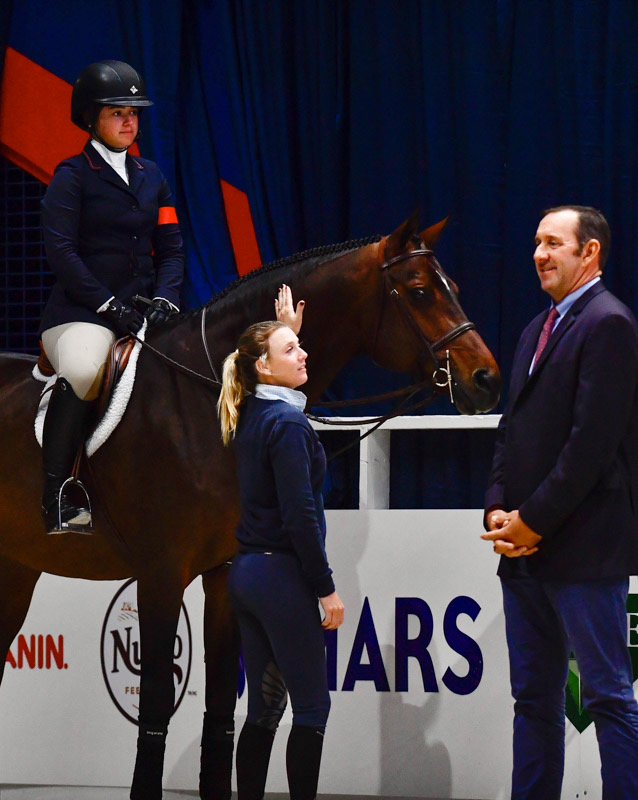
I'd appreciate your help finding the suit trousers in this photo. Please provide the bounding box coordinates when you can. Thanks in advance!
[501,575,638,800]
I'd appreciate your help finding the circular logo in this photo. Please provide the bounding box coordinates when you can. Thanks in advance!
[100,579,192,725]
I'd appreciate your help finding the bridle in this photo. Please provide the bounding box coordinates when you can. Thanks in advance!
[307,242,476,430]
[378,243,475,400]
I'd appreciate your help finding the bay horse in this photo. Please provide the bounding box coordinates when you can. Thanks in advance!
[0,213,500,799]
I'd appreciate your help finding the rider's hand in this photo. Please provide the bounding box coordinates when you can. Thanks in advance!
[101,299,144,335]
[146,298,176,329]
[275,284,305,334]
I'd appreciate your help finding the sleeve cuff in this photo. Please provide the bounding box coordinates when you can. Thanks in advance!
[153,296,179,312]
[97,296,115,313]
[311,573,336,598]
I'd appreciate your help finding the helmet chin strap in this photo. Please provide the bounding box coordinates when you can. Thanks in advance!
[89,129,129,153]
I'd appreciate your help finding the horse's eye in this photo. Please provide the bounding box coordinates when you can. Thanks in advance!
[409,287,430,302]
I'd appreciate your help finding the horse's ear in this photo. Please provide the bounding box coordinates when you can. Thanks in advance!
[419,217,449,249]
[384,209,421,260]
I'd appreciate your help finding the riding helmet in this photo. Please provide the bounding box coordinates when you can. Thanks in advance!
[71,60,154,131]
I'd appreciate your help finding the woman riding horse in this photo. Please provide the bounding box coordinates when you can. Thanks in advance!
[39,60,184,534]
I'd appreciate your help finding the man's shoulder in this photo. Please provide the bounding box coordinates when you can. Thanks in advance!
[588,284,634,315]
[576,286,638,336]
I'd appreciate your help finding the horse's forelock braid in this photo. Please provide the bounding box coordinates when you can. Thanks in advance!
[180,234,382,320]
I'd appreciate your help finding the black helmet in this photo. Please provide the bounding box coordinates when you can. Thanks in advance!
[71,60,153,131]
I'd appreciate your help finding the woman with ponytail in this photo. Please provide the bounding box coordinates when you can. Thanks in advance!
[218,286,344,800]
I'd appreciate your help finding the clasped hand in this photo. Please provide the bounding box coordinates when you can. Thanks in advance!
[481,509,541,558]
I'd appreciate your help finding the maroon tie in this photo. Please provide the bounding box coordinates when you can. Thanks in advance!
[533,307,559,369]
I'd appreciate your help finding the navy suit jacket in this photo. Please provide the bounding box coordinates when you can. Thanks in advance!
[485,281,638,580]
[40,141,184,334]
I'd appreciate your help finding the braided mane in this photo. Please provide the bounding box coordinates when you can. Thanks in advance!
[180,234,382,320]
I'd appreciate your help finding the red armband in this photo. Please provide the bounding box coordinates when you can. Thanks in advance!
[157,206,178,225]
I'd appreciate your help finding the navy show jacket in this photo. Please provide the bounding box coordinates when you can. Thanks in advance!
[232,394,335,598]
[40,141,184,333]
[485,281,638,581]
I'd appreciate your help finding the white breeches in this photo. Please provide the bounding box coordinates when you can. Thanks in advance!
[41,322,116,401]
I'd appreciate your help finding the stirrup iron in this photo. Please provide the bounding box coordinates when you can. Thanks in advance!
[48,477,93,535]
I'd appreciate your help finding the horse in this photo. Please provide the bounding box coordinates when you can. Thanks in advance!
[0,212,500,799]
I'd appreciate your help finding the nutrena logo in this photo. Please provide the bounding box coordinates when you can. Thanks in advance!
[6,634,67,669]
[565,593,638,732]
[100,579,192,725]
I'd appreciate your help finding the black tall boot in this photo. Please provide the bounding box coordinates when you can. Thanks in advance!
[286,725,325,800]
[235,722,276,800]
[41,377,93,534]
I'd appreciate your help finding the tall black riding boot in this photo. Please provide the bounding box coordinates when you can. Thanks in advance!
[236,722,276,800]
[286,725,325,800]
[41,377,92,534]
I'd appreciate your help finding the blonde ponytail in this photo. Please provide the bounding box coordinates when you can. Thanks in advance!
[217,351,243,445]
[217,320,287,446]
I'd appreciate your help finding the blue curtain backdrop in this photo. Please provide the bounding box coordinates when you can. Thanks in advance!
[4,0,638,504]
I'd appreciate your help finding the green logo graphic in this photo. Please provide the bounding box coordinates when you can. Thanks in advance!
[565,593,638,732]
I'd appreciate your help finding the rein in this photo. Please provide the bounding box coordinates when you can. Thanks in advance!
[130,308,222,388]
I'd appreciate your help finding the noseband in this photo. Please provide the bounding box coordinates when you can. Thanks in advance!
[378,246,476,403]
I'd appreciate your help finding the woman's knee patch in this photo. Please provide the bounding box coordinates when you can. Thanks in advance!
[255,661,288,732]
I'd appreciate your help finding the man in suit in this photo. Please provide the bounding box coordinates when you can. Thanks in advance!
[482,205,638,799]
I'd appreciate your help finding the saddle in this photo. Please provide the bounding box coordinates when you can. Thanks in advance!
[37,335,136,422]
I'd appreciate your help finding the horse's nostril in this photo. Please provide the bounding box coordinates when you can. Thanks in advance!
[473,368,499,395]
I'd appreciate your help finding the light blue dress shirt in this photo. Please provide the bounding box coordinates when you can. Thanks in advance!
[529,277,600,373]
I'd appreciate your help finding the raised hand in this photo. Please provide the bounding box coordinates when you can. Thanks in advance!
[275,284,305,334]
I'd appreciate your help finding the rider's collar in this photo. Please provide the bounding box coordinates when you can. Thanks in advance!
[90,139,129,183]
[255,383,307,411]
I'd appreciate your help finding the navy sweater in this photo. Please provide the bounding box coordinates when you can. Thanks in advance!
[233,394,335,598]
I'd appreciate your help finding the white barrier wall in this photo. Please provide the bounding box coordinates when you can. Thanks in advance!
[0,507,621,799]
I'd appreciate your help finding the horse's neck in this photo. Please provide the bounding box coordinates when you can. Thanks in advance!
[163,242,381,401]
[290,248,381,404]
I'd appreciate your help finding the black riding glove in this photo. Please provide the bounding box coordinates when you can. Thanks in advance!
[101,299,144,335]
[146,297,176,329]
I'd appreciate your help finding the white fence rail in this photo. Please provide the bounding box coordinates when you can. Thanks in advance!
[311,414,501,510]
